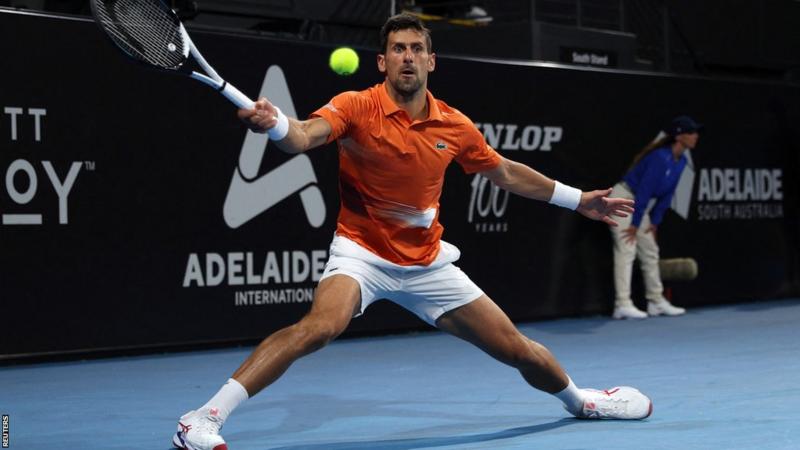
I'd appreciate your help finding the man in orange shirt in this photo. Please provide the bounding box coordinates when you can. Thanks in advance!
[173,13,650,450]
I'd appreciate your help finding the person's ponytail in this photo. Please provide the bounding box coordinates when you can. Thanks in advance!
[627,132,673,173]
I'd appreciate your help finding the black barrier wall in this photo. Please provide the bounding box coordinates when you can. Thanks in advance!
[2,10,799,359]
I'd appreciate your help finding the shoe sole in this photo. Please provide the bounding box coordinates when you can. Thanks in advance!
[577,400,653,420]
[173,432,228,450]
[612,313,648,320]
[172,432,185,449]
[648,310,686,317]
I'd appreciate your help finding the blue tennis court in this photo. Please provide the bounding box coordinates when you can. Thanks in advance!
[2,298,797,449]
[2,3,800,450]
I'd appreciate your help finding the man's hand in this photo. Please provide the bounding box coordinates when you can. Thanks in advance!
[576,188,634,227]
[237,97,279,133]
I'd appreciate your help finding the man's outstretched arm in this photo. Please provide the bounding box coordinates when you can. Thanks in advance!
[480,156,634,227]
[237,97,332,154]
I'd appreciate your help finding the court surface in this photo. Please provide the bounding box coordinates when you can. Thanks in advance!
[2,298,798,449]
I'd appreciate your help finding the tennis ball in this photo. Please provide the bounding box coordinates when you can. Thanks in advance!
[329,47,359,76]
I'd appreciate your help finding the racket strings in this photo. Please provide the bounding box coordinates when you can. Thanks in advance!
[93,0,186,69]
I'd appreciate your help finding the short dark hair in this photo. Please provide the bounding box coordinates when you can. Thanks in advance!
[380,13,432,54]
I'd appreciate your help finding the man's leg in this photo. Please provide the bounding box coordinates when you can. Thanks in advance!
[435,295,652,419]
[232,274,362,394]
[173,275,362,450]
[435,295,568,393]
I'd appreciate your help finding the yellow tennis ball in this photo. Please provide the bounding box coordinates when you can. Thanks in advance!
[329,47,359,76]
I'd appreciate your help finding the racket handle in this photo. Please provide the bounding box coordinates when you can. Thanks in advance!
[221,82,255,109]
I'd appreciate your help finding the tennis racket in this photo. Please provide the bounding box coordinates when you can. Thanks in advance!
[91,0,254,109]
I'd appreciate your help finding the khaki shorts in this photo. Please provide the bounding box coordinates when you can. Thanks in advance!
[319,236,484,326]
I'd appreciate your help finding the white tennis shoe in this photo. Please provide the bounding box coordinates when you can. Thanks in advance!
[648,299,686,316]
[575,386,653,419]
[612,304,648,320]
[173,408,228,450]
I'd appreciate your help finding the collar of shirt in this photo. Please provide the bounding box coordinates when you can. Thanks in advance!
[378,81,443,123]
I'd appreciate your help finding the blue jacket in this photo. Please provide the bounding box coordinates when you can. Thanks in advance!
[622,146,687,227]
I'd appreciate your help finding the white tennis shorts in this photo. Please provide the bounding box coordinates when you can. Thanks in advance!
[319,235,485,326]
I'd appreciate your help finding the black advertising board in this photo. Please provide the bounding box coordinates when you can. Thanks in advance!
[2,10,798,358]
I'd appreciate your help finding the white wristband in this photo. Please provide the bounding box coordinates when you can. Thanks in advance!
[549,180,582,210]
[267,106,290,141]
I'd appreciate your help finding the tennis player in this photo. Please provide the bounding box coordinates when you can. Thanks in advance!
[173,13,651,450]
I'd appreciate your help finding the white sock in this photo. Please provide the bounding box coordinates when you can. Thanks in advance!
[201,378,249,422]
[553,376,584,415]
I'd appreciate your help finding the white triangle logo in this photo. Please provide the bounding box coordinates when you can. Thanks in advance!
[671,150,695,220]
[222,65,326,229]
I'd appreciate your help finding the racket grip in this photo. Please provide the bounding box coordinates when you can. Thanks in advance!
[221,82,255,109]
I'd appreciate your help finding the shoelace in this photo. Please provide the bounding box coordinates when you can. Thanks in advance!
[194,412,224,434]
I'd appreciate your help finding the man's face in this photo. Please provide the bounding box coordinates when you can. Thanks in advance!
[378,29,436,97]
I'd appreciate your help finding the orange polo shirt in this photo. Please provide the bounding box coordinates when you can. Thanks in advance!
[311,82,501,266]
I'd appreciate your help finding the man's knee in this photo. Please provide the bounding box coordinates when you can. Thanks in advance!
[293,315,348,352]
